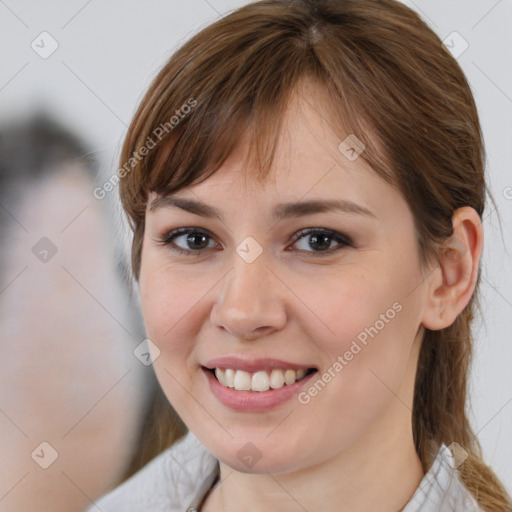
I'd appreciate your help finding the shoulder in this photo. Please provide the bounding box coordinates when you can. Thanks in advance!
[85,431,218,512]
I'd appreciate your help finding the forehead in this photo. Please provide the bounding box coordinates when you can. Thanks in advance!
[147,78,401,221]
[202,84,377,187]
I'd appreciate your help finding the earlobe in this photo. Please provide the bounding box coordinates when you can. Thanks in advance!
[421,207,483,331]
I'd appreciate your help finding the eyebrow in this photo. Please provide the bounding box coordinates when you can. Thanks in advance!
[149,196,376,221]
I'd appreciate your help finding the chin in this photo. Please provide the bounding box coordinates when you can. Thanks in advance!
[220,451,305,475]
[195,430,313,475]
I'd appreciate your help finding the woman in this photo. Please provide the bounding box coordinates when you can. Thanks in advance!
[87,0,512,510]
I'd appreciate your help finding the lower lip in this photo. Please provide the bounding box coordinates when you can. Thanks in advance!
[202,368,317,412]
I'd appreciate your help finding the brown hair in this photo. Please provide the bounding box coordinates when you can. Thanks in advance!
[116,0,511,508]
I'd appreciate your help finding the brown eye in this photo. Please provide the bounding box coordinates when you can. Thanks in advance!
[158,228,218,256]
[290,228,353,256]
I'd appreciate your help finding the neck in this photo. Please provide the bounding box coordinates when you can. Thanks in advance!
[201,407,424,512]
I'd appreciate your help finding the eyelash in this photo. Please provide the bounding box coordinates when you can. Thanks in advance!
[156,227,353,257]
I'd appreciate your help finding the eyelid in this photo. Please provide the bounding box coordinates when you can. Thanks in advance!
[155,226,353,256]
[154,227,219,256]
[158,227,215,245]
[290,227,353,247]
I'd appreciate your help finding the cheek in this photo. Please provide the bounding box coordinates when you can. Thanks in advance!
[295,273,421,450]
[139,265,207,411]
[139,260,196,348]
[311,258,422,382]
[311,271,403,351]
[139,256,224,365]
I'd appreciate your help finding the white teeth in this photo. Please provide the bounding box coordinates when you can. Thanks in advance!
[284,369,296,385]
[233,370,251,390]
[251,371,270,392]
[269,369,285,389]
[213,367,310,392]
[215,368,227,386]
[225,368,235,388]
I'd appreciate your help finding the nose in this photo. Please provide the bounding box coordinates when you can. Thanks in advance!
[210,254,287,341]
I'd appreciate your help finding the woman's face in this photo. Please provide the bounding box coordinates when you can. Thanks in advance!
[139,84,431,474]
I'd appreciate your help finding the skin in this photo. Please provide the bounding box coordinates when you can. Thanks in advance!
[139,80,483,512]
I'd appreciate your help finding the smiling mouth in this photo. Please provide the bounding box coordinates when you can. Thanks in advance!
[206,367,317,392]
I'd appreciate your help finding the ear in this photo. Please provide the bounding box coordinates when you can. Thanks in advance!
[421,206,483,330]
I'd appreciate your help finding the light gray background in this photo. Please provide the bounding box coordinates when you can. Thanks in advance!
[1,0,510,494]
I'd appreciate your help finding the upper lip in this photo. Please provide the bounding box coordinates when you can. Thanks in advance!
[203,357,316,372]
